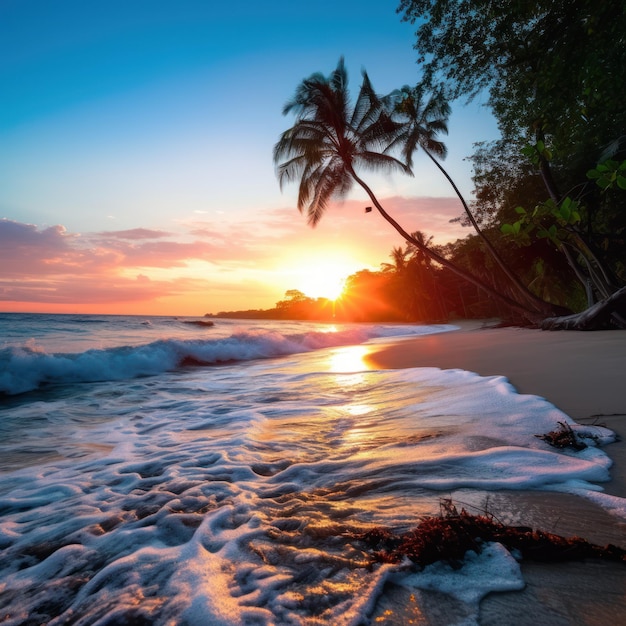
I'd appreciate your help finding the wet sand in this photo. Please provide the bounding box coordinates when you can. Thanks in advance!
[364,321,626,625]
[365,320,626,497]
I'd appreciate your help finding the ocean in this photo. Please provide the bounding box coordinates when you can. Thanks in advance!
[0,313,623,625]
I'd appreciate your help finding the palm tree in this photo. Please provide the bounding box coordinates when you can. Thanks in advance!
[384,84,555,314]
[273,58,409,226]
[405,230,435,269]
[273,58,562,322]
[381,246,410,273]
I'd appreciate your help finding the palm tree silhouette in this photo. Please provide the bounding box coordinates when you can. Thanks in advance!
[381,246,410,274]
[384,84,553,313]
[273,58,561,321]
[273,58,409,226]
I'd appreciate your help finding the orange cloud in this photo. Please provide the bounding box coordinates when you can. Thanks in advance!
[0,195,469,314]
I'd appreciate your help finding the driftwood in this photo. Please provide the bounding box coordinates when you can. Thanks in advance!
[352,500,626,568]
[541,285,626,330]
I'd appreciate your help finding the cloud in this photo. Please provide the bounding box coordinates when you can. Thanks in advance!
[0,219,82,275]
[0,219,75,248]
[96,228,172,240]
[317,195,469,245]
[88,238,222,268]
[181,194,467,263]
[1,195,470,311]
[0,274,211,304]
[0,217,263,309]
[0,219,224,275]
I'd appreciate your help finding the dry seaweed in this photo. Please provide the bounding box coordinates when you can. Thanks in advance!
[535,421,587,450]
[351,500,626,568]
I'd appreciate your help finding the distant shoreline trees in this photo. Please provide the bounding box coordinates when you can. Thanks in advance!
[209,243,515,324]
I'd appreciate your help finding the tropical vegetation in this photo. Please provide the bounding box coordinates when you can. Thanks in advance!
[268,2,626,329]
[397,0,626,328]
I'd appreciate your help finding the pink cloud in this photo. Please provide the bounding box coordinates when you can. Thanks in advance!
[233,196,469,264]
[0,218,261,308]
[96,228,172,240]
[181,195,469,266]
[0,194,470,311]
[0,275,212,304]
[0,220,225,275]
[87,238,222,268]
[0,219,87,276]
[0,219,74,250]
[314,195,469,244]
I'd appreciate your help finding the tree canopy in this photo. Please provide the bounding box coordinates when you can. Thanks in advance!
[398,0,626,328]
[397,0,626,158]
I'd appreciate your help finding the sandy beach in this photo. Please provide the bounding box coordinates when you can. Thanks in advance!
[365,320,626,498]
[365,321,626,625]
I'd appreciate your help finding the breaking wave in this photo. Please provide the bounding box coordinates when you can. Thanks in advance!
[0,324,455,395]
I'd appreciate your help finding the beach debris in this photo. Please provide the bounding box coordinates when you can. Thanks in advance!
[350,500,626,568]
[182,319,215,327]
[535,421,588,450]
[541,284,626,330]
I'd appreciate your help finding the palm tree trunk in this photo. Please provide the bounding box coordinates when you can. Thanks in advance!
[422,148,555,314]
[349,167,565,322]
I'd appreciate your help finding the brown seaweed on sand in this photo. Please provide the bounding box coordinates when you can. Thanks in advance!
[535,421,589,450]
[351,500,626,568]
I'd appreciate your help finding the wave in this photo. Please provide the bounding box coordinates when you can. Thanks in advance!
[0,324,456,396]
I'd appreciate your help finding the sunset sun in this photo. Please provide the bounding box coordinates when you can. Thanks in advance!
[292,261,353,301]
[299,269,346,300]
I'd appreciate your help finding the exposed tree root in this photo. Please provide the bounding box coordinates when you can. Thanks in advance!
[541,285,626,330]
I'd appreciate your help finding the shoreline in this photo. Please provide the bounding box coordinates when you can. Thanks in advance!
[364,322,626,624]
[365,321,626,499]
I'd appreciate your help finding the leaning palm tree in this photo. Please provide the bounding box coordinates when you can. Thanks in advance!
[382,84,450,170]
[273,58,559,321]
[383,84,554,314]
[274,58,410,226]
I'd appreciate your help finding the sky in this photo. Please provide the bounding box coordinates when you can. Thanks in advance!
[0,0,499,316]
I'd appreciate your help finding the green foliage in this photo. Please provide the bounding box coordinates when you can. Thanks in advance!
[587,159,626,191]
[398,0,626,161]
[502,197,581,248]
[500,221,522,237]
[521,141,552,166]
[399,0,626,303]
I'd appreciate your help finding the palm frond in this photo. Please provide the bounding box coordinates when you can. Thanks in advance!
[381,83,451,168]
[306,159,353,226]
[358,151,412,176]
[274,59,448,228]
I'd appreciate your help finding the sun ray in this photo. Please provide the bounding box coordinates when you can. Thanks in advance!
[282,258,360,301]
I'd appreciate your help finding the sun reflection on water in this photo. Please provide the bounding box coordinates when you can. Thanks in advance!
[328,345,370,373]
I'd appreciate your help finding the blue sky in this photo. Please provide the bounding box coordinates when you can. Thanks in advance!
[0,0,499,314]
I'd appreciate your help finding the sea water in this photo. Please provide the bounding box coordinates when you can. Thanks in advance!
[0,313,622,625]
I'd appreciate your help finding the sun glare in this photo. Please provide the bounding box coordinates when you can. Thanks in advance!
[294,262,352,301]
[303,275,345,300]
[329,346,370,373]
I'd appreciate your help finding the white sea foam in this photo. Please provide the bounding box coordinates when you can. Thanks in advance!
[396,542,525,625]
[0,334,622,625]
